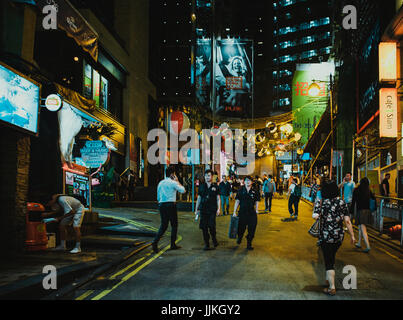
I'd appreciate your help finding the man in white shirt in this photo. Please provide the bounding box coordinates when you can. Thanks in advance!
[152,166,186,253]
[46,194,86,254]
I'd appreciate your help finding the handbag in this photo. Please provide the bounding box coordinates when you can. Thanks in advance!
[228,216,239,239]
[308,219,320,238]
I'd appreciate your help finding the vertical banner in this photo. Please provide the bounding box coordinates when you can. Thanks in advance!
[379,42,397,82]
[195,39,212,108]
[379,88,398,138]
[215,39,253,117]
[292,62,334,145]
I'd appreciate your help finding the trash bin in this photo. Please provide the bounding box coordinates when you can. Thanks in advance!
[25,203,48,251]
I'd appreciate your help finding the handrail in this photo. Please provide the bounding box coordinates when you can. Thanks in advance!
[374,195,403,202]
[120,167,130,177]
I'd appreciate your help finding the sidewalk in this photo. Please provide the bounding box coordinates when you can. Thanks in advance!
[0,213,156,300]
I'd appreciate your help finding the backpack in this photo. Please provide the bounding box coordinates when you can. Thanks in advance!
[294,185,302,198]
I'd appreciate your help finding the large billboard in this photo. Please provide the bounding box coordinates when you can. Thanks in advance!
[0,63,40,135]
[215,39,253,117]
[292,62,334,145]
[195,38,212,108]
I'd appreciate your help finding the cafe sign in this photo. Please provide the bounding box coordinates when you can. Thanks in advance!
[379,88,398,138]
[80,140,110,168]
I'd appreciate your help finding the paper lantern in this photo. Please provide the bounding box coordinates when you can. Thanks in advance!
[168,111,190,135]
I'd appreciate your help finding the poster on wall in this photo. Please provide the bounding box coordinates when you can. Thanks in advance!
[0,63,40,135]
[64,170,91,208]
[215,39,253,117]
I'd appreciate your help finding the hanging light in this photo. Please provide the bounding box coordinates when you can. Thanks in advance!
[308,82,321,97]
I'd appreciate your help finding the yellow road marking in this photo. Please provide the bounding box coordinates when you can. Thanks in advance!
[91,244,172,300]
[377,247,403,264]
[76,290,95,301]
[110,257,145,279]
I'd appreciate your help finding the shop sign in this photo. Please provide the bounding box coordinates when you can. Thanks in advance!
[45,94,63,112]
[379,88,398,138]
[80,140,110,168]
[379,42,397,83]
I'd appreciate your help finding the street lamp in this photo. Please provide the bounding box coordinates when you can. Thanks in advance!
[308,76,335,179]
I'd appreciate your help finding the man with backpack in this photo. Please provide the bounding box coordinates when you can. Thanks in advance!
[288,177,301,221]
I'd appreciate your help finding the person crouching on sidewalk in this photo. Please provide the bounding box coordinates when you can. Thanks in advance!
[195,170,221,250]
[46,194,85,254]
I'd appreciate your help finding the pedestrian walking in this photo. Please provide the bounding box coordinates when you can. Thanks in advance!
[287,177,302,221]
[351,177,376,253]
[262,175,276,213]
[233,176,260,250]
[313,179,355,296]
[219,175,231,215]
[195,170,221,250]
[339,172,355,211]
[309,178,320,203]
[127,170,137,201]
[152,166,186,253]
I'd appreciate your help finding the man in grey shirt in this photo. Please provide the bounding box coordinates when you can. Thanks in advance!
[152,166,186,253]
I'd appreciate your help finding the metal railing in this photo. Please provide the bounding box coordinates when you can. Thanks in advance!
[374,196,403,246]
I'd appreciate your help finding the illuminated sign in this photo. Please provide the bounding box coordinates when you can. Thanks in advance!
[45,94,62,112]
[80,140,110,168]
[379,88,398,138]
[379,42,397,83]
[0,63,40,135]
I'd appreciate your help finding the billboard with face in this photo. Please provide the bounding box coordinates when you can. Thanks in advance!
[215,39,253,117]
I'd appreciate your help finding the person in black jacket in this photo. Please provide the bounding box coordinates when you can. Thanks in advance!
[233,176,260,250]
[195,170,221,250]
[350,177,376,253]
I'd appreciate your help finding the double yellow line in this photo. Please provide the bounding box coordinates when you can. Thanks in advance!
[75,212,181,300]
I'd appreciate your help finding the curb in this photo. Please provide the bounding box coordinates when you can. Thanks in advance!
[301,197,403,255]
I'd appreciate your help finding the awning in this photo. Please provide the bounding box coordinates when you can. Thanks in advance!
[35,0,99,61]
[55,83,96,112]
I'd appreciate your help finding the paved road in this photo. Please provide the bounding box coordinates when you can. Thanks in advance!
[72,196,403,300]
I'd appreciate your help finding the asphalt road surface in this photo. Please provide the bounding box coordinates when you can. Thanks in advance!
[72,196,403,300]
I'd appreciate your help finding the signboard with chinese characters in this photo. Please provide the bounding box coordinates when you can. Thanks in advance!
[292,62,334,145]
[379,88,397,138]
[80,140,110,168]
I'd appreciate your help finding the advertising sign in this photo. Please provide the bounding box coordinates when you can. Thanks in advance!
[64,170,90,208]
[195,38,212,108]
[80,140,110,168]
[292,62,334,145]
[215,39,253,117]
[379,88,398,138]
[0,63,40,135]
[45,94,62,112]
[379,42,397,83]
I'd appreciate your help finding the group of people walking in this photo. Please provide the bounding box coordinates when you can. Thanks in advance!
[152,166,383,297]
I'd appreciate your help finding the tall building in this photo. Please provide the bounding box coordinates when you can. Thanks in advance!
[149,0,194,106]
[272,0,333,111]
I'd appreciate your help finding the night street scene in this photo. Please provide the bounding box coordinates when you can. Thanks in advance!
[0,0,403,310]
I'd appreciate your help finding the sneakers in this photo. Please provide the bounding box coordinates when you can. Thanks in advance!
[247,242,254,250]
[70,247,81,254]
[213,241,219,248]
[203,244,211,251]
[355,243,362,249]
[363,248,371,253]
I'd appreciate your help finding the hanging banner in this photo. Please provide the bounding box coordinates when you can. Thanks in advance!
[292,62,334,145]
[36,0,99,61]
[215,39,253,117]
[195,38,212,108]
[379,88,398,138]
